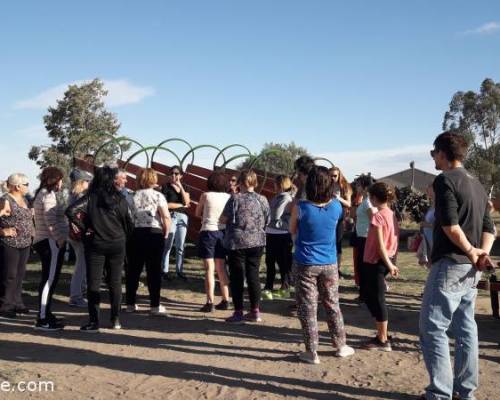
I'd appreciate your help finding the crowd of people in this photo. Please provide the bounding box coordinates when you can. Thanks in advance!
[0,131,497,400]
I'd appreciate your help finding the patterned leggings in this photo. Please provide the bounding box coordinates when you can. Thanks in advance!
[295,263,347,352]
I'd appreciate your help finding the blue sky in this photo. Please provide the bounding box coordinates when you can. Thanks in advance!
[1,0,499,184]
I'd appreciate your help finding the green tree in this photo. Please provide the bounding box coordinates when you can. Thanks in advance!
[443,78,500,195]
[237,142,311,176]
[28,78,122,179]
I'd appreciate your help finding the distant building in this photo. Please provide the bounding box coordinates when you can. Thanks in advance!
[378,167,436,193]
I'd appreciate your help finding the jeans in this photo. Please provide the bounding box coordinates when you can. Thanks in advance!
[419,258,481,400]
[68,239,86,302]
[162,212,188,274]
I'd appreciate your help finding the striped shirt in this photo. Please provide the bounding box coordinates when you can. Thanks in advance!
[33,189,68,244]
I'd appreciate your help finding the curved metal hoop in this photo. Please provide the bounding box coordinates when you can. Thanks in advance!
[213,144,252,170]
[122,146,182,172]
[71,132,117,167]
[94,136,148,166]
[313,157,335,168]
[151,138,194,166]
[180,144,225,173]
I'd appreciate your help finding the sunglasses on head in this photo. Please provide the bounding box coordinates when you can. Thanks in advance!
[20,183,29,187]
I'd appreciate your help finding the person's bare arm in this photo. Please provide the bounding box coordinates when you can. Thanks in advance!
[289,204,298,236]
[158,204,171,238]
[375,226,399,277]
[195,193,206,218]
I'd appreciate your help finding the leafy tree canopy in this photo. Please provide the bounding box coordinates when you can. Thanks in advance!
[28,78,123,180]
[443,78,500,196]
[238,142,311,176]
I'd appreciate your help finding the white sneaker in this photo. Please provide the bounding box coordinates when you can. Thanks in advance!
[125,304,139,313]
[298,351,320,365]
[335,345,355,358]
[150,305,167,316]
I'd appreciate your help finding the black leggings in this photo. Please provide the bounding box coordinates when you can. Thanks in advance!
[85,243,125,323]
[0,244,30,312]
[228,247,263,311]
[126,228,165,307]
[264,234,292,290]
[33,239,65,320]
[359,261,389,322]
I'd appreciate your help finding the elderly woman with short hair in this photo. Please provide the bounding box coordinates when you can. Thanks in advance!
[0,174,34,319]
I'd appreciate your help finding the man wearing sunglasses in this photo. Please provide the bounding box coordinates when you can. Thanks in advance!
[419,132,495,400]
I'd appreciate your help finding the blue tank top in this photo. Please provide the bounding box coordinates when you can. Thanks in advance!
[294,199,342,265]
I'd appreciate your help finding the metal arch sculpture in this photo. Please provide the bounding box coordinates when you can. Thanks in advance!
[213,144,252,170]
[180,144,226,173]
[151,138,194,167]
[93,136,148,166]
[122,145,182,172]
[71,132,117,167]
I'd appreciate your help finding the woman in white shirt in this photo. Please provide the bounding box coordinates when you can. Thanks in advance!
[126,168,171,316]
[195,171,231,312]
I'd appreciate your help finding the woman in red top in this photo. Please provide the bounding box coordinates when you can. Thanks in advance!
[360,182,400,351]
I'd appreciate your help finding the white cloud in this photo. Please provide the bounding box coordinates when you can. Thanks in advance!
[462,21,500,36]
[317,144,436,181]
[14,79,155,110]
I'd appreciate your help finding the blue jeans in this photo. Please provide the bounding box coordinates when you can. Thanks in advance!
[419,258,481,400]
[162,212,188,274]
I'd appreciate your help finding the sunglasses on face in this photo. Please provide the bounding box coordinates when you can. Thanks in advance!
[171,172,180,176]
[430,149,436,158]
[230,178,237,183]
[331,175,339,179]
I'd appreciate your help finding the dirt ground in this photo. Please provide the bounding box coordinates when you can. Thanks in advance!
[0,249,499,400]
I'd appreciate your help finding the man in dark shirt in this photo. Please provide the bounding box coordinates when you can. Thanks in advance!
[419,132,495,400]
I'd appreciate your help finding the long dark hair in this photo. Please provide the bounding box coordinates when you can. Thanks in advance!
[89,166,120,210]
[35,167,64,198]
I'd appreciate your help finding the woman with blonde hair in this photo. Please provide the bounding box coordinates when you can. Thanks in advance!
[67,169,93,308]
[126,168,171,316]
[221,170,270,323]
[0,173,34,319]
[262,175,294,299]
[329,166,352,278]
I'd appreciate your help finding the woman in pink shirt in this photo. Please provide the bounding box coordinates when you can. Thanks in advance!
[360,182,400,351]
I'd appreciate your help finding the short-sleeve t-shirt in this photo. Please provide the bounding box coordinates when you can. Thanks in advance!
[132,188,168,230]
[363,207,399,264]
[162,184,188,214]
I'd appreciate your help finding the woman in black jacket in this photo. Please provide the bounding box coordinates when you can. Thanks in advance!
[66,166,133,332]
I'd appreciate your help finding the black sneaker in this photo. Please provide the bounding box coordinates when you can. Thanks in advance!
[177,272,188,281]
[0,310,17,319]
[47,313,64,324]
[361,336,392,352]
[34,318,64,332]
[214,300,229,310]
[80,322,100,333]
[111,318,121,330]
[200,303,214,313]
[15,306,30,314]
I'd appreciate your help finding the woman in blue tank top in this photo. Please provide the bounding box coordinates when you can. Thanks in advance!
[290,166,354,364]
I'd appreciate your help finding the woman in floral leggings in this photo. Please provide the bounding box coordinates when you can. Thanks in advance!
[289,166,355,364]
